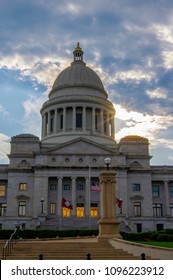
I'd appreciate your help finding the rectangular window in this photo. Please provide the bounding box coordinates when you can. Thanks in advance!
[63,184,70,190]
[136,223,142,232]
[90,203,98,218]
[169,186,173,197]
[156,224,164,231]
[0,185,6,196]
[49,184,57,191]
[19,183,27,191]
[77,184,84,191]
[132,183,140,191]
[18,201,26,216]
[152,185,160,197]
[76,113,82,128]
[95,115,98,130]
[50,203,56,215]
[50,117,54,132]
[60,114,63,129]
[153,203,162,217]
[0,203,7,217]
[134,202,141,216]
[62,207,71,218]
[76,203,84,218]
[170,207,173,217]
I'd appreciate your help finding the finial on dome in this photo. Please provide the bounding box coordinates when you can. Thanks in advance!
[75,42,82,51]
[73,42,84,62]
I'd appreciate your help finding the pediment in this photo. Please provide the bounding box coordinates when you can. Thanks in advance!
[43,137,115,155]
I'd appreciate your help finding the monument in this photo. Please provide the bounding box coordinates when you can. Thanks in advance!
[98,158,121,240]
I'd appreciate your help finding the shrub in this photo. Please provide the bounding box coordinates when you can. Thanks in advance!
[123,232,147,241]
[148,232,159,240]
[0,230,14,239]
[157,234,171,242]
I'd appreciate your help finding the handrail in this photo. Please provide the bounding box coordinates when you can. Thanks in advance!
[2,227,19,260]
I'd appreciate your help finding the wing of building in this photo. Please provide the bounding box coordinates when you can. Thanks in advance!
[0,43,173,232]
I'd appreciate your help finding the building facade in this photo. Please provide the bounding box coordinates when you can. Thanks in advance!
[0,43,173,232]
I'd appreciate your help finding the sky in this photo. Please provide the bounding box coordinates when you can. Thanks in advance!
[1,0,173,165]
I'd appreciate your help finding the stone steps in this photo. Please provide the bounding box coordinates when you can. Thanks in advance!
[7,238,141,260]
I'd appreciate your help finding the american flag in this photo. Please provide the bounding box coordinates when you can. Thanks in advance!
[91,182,101,191]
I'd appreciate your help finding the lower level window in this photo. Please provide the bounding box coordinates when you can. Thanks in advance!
[0,203,7,216]
[50,203,56,215]
[153,203,162,217]
[76,203,84,218]
[134,202,141,216]
[62,207,71,218]
[18,201,26,216]
[90,203,98,218]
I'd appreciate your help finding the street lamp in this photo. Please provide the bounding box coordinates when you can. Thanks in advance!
[40,198,44,214]
[104,157,111,170]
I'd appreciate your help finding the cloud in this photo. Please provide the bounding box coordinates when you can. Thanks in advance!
[115,104,173,146]
[0,104,9,117]
[22,92,47,136]
[146,88,167,99]
[0,134,10,164]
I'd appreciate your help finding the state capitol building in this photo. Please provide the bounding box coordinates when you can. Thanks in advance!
[0,43,173,232]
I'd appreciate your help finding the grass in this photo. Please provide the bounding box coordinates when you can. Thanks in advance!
[135,241,173,249]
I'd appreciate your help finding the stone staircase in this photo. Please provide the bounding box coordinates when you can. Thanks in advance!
[40,217,99,230]
[6,238,141,260]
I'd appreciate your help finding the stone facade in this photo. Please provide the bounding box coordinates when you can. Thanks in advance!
[0,43,173,232]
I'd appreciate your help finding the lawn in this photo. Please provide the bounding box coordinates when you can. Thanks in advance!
[136,241,173,249]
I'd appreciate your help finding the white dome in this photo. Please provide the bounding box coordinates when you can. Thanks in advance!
[51,61,105,92]
[49,43,107,98]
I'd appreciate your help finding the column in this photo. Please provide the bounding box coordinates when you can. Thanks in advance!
[100,110,104,134]
[106,112,109,135]
[164,180,170,216]
[72,106,76,131]
[85,177,90,217]
[48,111,51,134]
[63,107,66,132]
[54,108,57,133]
[41,114,45,137]
[71,177,76,216]
[111,114,115,139]
[92,108,95,132]
[57,177,62,216]
[83,107,86,131]
[98,170,121,240]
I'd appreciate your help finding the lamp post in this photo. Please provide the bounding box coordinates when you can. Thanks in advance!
[104,157,111,170]
[40,198,44,214]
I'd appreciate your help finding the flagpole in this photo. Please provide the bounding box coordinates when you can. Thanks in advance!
[60,167,62,230]
[88,165,91,230]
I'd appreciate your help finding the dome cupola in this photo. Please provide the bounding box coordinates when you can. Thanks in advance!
[49,43,106,98]
[73,42,84,62]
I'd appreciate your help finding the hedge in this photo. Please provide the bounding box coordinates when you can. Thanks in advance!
[0,229,99,240]
[121,229,173,242]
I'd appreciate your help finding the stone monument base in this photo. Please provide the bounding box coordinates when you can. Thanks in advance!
[97,217,121,240]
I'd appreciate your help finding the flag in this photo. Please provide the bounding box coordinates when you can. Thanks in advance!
[62,197,73,209]
[91,182,101,192]
[116,197,123,208]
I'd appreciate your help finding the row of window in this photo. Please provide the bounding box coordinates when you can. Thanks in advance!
[133,184,173,198]
[1,201,173,218]
[0,183,27,196]
[152,185,173,197]
[50,184,86,191]
[1,183,173,195]
[134,202,173,217]
[17,202,99,218]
